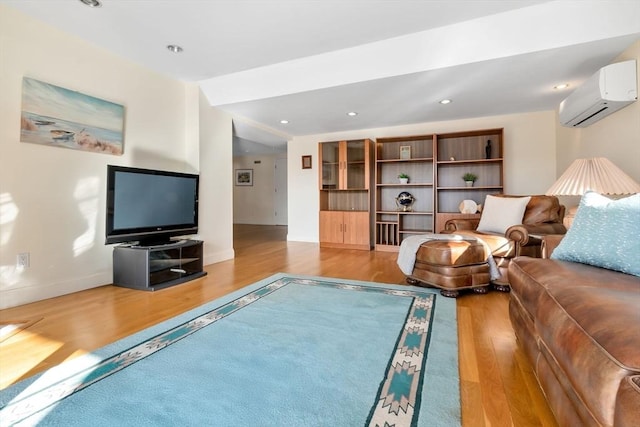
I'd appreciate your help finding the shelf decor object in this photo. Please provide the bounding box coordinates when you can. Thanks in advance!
[459,199,478,214]
[396,191,415,211]
[400,145,411,160]
[462,172,477,187]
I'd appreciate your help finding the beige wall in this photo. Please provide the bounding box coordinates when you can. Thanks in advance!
[556,40,640,183]
[233,155,280,225]
[0,5,234,308]
[197,92,235,265]
[287,110,557,242]
[554,40,640,208]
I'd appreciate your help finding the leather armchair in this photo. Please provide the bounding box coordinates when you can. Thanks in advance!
[444,195,567,290]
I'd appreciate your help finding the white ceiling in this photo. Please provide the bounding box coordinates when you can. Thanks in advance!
[3,0,639,154]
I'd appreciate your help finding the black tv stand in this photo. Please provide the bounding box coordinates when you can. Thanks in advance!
[113,239,206,291]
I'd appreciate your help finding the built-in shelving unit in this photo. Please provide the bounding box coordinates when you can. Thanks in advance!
[373,129,504,251]
[317,130,504,252]
[434,129,504,232]
[374,135,435,251]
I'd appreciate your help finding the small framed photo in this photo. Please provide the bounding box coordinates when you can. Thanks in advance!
[302,155,312,169]
[235,169,253,186]
[400,145,411,160]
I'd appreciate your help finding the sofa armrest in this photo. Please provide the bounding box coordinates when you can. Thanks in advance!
[444,218,480,232]
[541,234,565,258]
[505,223,567,246]
[505,223,567,257]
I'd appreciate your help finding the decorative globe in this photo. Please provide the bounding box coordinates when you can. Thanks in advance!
[395,191,415,211]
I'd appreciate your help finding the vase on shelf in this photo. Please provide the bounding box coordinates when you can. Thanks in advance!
[465,181,474,187]
[399,178,408,185]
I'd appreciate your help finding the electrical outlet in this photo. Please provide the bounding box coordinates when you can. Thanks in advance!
[17,252,30,268]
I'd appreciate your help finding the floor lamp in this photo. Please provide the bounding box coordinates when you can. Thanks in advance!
[546,157,640,228]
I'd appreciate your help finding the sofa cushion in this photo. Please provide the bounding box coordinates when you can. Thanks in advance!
[477,195,531,234]
[521,195,563,224]
[551,191,640,276]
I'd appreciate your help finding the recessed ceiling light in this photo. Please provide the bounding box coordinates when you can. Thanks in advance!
[280,120,289,124]
[167,45,183,53]
[439,99,452,104]
[554,83,570,90]
[347,111,358,116]
[79,0,102,7]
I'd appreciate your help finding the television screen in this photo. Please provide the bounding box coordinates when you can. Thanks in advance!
[106,165,199,245]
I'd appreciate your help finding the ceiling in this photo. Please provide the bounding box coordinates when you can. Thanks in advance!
[3,0,639,155]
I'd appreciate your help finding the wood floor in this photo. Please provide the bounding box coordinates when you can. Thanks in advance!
[0,224,557,426]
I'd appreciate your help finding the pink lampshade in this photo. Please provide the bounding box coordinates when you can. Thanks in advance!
[546,157,640,196]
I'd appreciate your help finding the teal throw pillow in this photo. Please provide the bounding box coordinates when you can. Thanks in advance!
[551,191,640,276]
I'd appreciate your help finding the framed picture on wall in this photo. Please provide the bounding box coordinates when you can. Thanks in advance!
[20,77,125,155]
[235,169,253,186]
[302,155,312,169]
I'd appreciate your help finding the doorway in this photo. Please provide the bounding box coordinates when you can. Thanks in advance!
[274,157,288,225]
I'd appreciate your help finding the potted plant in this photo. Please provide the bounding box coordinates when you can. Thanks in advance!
[462,172,477,187]
[398,173,409,184]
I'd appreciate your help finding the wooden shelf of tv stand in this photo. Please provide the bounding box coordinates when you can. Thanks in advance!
[113,239,207,291]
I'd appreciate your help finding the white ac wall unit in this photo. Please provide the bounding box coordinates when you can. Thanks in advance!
[559,59,637,128]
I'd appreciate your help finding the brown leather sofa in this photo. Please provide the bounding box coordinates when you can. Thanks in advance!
[509,235,640,426]
[444,195,567,290]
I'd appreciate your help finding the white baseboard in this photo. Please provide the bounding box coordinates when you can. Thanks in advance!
[1,249,235,309]
[204,248,235,266]
[0,271,112,310]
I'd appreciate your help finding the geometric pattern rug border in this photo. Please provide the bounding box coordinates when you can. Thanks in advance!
[0,274,456,427]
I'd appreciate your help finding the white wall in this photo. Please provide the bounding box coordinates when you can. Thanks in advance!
[287,110,557,243]
[197,92,235,265]
[233,154,287,225]
[556,40,640,184]
[0,5,234,308]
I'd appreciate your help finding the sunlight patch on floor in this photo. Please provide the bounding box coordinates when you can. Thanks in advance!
[1,347,100,425]
[0,318,42,342]
[0,329,65,390]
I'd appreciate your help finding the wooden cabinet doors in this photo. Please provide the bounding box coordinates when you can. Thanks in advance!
[319,211,369,250]
[319,140,369,190]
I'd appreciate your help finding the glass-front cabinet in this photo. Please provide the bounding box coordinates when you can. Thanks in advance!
[318,139,373,250]
[320,141,340,190]
[320,140,367,190]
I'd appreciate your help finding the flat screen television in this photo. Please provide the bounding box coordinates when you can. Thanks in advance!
[106,165,199,246]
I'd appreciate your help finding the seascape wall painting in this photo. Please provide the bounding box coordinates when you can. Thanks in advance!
[20,77,124,155]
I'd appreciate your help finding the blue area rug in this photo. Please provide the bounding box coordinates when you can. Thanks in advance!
[0,274,460,426]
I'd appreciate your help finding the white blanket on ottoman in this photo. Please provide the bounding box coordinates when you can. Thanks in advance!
[397,234,500,280]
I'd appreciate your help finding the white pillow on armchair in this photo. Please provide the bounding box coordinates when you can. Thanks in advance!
[476,195,531,234]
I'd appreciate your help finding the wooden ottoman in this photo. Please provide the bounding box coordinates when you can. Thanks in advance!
[406,239,491,297]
